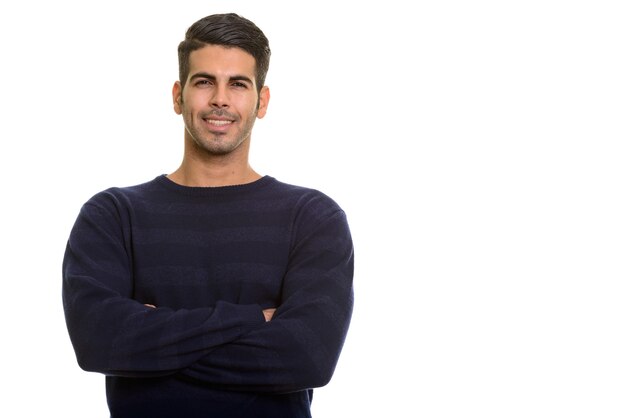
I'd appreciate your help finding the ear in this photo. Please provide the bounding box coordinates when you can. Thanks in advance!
[256,86,270,119]
[172,81,183,115]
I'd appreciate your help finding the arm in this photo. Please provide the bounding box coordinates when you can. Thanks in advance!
[62,196,265,377]
[179,209,354,393]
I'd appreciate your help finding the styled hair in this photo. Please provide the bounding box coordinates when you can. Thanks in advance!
[178,13,271,93]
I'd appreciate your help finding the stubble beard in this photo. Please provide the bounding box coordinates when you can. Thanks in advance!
[184,108,258,157]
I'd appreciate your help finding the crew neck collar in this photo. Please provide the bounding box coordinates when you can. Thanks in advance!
[155,174,274,196]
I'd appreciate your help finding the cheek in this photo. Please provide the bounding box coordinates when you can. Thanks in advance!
[181,98,202,119]
[182,91,205,109]
[240,97,261,117]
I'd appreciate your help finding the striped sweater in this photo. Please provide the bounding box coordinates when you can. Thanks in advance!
[62,175,354,418]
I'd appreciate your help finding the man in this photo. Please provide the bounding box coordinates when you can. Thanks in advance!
[62,13,354,418]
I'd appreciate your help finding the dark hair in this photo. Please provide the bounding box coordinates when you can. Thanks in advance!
[178,13,271,93]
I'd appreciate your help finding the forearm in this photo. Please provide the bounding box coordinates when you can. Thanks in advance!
[63,275,265,377]
[179,291,353,393]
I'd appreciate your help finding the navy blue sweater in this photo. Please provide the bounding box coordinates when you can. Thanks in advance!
[62,175,354,418]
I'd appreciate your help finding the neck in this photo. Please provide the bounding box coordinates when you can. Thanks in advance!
[168,163,261,188]
[168,137,261,188]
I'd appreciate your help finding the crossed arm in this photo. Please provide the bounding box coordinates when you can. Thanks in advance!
[63,199,353,392]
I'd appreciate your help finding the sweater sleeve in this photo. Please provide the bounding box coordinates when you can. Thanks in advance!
[62,195,265,377]
[178,207,354,393]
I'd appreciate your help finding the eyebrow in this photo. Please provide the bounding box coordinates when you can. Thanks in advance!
[189,72,254,85]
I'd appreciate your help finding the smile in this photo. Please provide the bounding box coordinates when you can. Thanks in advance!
[206,119,233,126]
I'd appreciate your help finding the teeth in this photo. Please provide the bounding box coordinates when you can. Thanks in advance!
[208,119,232,126]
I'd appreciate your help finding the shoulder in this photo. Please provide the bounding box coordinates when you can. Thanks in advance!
[80,176,164,216]
[269,178,345,217]
[268,178,350,242]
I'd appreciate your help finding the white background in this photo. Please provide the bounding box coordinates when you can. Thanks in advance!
[1,0,625,417]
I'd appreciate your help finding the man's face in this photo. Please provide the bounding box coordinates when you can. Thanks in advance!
[173,44,269,156]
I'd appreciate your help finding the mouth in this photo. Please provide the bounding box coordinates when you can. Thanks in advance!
[202,118,235,133]
[205,119,234,127]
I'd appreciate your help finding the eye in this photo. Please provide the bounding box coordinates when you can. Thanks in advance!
[231,82,248,88]
[195,79,212,87]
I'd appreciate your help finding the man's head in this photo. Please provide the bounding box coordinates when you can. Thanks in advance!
[178,13,271,94]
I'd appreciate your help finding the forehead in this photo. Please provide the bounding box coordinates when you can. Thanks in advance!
[188,44,257,80]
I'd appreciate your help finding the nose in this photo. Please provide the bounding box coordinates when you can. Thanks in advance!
[210,84,229,108]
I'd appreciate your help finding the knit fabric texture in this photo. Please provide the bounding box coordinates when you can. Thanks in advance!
[62,175,354,418]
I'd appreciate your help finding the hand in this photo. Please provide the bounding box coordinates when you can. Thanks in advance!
[262,308,276,322]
